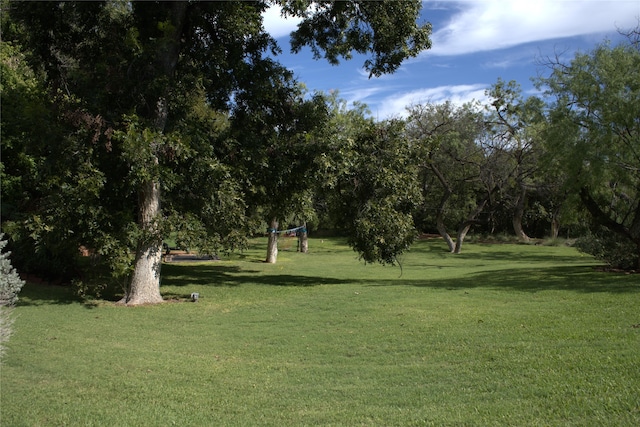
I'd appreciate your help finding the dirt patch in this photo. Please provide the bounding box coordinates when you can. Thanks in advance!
[164,254,220,262]
[163,252,220,262]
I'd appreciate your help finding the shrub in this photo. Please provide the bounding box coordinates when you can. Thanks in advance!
[574,229,638,270]
[0,234,25,306]
[0,233,25,362]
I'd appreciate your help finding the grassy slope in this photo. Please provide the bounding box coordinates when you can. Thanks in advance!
[1,238,639,426]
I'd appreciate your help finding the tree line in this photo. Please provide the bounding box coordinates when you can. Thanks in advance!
[1,2,638,304]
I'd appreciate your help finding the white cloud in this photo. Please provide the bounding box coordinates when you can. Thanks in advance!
[426,0,640,56]
[342,86,388,105]
[262,5,302,39]
[373,84,489,119]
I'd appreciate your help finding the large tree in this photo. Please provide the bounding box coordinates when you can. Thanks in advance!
[5,1,432,303]
[539,36,640,268]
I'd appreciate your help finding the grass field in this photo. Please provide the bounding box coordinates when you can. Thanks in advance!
[1,238,639,426]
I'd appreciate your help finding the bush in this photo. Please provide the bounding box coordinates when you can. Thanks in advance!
[0,234,25,306]
[0,233,25,362]
[1,220,79,283]
[574,230,638,270]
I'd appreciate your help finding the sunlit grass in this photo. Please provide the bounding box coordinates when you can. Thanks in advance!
[2,238,639,426]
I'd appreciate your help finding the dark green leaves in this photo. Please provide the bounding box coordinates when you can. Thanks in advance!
[338,120,422,264]
[539,36,640,268]
[286,0,431,77]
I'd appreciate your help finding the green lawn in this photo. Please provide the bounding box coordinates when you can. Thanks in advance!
[2,238,639,426]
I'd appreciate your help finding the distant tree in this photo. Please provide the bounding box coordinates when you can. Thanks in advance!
[534,135,588,240]
[406,101,485,253]
[227,79,328,263]
[539,35,640,268]
[485,79,546,242]
[312,92,372,226]
[333,119,422,264]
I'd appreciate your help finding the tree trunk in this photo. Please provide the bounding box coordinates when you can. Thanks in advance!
[122,179,164,305]
[437,211,455,253]
[550,216,560,239]
[124,99,167,305]
[549,197,565,239]
[513,183,530,242]
[298,222,308,253]
[454,224,471,254]
[266,218,278,263]
[122,2,188,305]
[454,199,488,254]
[429,163,454,252]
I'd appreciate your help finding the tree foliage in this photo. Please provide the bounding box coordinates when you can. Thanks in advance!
[2,1,433,299]
[0,233,24,363]
[0,234,25,307]
[485,79,547,241]
[336,119,422,264]
[286,0,431,77]
[539,36,640,268]
[406,101,485,253]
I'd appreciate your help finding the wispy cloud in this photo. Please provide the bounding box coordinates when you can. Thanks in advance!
[341,86,389,105]
[262,1,636,120]
[373,84,489,119]
[481,48,540,69]
[425,0,640,56]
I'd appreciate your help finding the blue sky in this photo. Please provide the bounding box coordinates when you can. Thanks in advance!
[263,0,640,119]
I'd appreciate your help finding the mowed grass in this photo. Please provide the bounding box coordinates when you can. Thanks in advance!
[2,238,639,426]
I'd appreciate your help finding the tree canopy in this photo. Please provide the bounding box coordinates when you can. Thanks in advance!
[539,37,640,269]
[3,1,638,302]
[1,0,432,303]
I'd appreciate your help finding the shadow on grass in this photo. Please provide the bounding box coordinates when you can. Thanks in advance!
[16,282,84,307]
[161,263,350,288]
[17,250,639,307]
[162,264,245,287]
[461,250,587,265]
[381,266,639,294]
[162,262,639,294]
[409,239,587,263]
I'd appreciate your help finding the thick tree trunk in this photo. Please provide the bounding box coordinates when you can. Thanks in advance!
[298,222,308,253]
[122,2,188,305]
[266,218,278,263]
[122,179,164,305]
[513,183,530,242]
